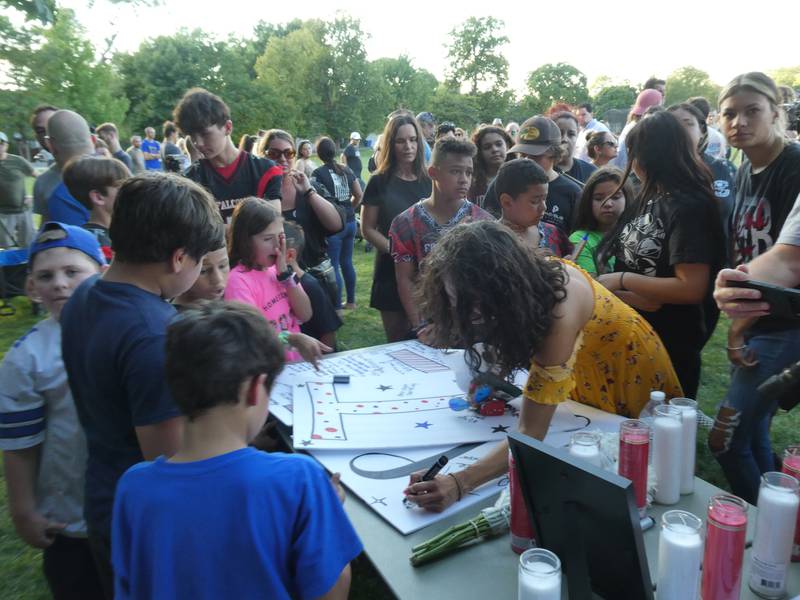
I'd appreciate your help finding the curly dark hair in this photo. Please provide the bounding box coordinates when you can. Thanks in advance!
[418,220,567,374]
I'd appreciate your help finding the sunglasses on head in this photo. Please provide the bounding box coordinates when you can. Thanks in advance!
[267,148,296,160]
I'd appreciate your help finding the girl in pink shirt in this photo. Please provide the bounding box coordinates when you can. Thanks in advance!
[225,198,313,361]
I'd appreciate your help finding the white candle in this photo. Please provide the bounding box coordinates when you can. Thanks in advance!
[656,511,702,600]
[653,405,682,505]
[519,549,561,600]
[568,432,603,468]
[671,398,697,495]
[750,472,800,598]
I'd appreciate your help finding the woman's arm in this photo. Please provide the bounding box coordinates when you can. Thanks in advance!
[350,177,363,212]
[599,263,710,304]
[361,205,390,254]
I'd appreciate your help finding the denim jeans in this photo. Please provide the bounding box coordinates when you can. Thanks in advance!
[326,220,357,307]
[710,329,800,505]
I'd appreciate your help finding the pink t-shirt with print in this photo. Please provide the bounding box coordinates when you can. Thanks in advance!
[224,264,302,361]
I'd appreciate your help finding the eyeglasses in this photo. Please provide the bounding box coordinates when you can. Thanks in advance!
[266,148,296,160]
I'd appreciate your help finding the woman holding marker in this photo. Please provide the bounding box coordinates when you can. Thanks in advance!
[404,220,681,512]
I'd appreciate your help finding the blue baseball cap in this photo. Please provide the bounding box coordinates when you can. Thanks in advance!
[28,222,106,269]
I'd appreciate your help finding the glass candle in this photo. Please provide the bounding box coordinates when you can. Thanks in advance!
[653,405,682,505]
[509,452,535,554]
[518,548,561,600]
[656,510,703,600]
[701,494,748,600]
[781,445,800,562]
[568,431,603,468]
[618,419,650,517]
[670,397,697,495]
[749,471,800,598]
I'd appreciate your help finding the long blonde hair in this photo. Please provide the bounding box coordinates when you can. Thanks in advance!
[719,72,787,138]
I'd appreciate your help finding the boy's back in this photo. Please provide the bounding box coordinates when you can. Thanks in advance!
[113,448,361,600]
[61,276,179,535]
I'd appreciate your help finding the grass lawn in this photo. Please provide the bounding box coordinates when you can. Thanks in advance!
[2,154,799,597]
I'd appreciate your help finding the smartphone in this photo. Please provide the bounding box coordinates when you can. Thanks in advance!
[729,279,800,321]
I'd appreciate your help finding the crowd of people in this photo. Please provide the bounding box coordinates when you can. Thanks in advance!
[0,70,799,599]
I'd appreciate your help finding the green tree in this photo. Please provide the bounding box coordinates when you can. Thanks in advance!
[664,66,721,106]
[525,63,589,113]
[769,66,800,89]
[117,30,268,138]
[0,9,128,136]
[429,84,480,131]
[592,84,637,118]
[445,16,509,94]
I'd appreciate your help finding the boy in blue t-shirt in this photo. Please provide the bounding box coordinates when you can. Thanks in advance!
[60,172,225,597]
[112,301,362,600]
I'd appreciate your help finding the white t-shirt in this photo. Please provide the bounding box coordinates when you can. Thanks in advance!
[705,127,728,160]
[777,191,800,246]
[575,118,610,161]
[0,317,88,535]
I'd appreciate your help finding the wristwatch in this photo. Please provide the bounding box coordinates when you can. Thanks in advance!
[277,265,294,281]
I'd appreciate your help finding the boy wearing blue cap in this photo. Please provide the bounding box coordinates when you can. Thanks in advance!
[0,222,106,599]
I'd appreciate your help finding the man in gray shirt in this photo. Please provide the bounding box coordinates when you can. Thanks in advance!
[126,135,146,174]
[0,131,36,247]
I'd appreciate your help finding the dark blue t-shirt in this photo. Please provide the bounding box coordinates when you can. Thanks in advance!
[61,276,180,535]
[299,272,342,342]
[112,448,362,600]
[48,181,89,226]
[564,158,596,184]
[343,144,362,179]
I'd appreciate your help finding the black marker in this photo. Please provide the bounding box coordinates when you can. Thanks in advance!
[421,455,449,481]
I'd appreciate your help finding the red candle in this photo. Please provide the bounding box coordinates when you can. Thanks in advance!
[701,494,748,600]
[781,445,800,562]
[618,419,650,517]
[509,452,535,554]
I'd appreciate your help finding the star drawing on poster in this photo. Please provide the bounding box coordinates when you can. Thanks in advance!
[370,497,387,506]
[377,385,393,391]
[491,424,510,433]
[415,421,432,429]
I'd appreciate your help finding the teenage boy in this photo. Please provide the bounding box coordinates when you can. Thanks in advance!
[112,301,361,599]
[60,172,224,597]
[1,223,106,599]
[284,221,342,350]
[389,138,492,331]
[174,87,282,222]
[496,158,571,256]
[62,155,131,260]
[95,123,134,170]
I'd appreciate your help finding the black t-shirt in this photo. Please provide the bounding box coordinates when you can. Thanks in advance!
[363,172,431,297]
[312,164,357,221]
[299,272,342,341]
[112,149,133,170]
[543,174,581,235]
[701,153,737,248]
[185,151,283,222]
[564,158,596,184]
[282,180,345,268]
[615,191,724,355]
[363,173,432,237]
[343,145,363,179]
[732,142,800,264]
[732,142,800,332]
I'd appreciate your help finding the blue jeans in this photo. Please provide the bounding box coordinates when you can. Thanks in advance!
[327,220,357,307]
[710,329,800,504]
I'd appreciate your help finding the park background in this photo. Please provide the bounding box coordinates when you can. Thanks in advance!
[2,0,800,597]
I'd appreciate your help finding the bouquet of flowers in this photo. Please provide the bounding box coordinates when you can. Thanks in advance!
[409,490,510,566]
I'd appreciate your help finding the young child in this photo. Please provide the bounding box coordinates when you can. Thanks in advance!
[172,228,229,308]
[569,167,631,276]
[495,158,571,256]
[225,198,312,362]
[0,223,106,599]
[283,221,342,350]
[62,155,131,261]
[60,172,224,596]
[111,301,361,599]
[388,138,492,331]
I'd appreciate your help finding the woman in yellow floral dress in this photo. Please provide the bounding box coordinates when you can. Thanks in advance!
[404,220,681,512]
